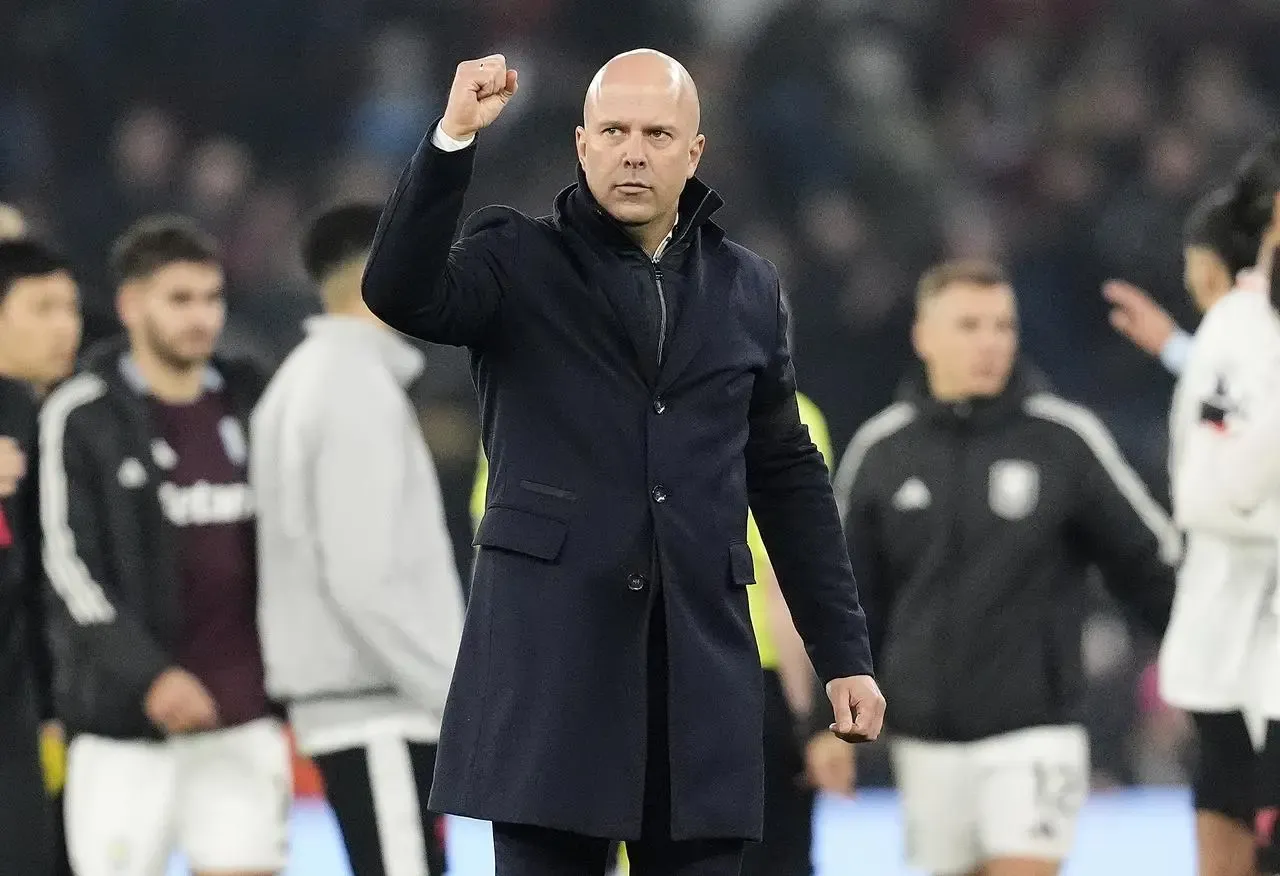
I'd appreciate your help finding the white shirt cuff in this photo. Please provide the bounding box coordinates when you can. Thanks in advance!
[431,124,475,152]
[1159,328,1193,376]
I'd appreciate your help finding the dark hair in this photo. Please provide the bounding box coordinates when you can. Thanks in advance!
[916,258,1010,313]
[1227,135,1280,241]
[0,239,74,305]
[109,215,221,286]
[301,203,384,284]
[1183,187,1258,277]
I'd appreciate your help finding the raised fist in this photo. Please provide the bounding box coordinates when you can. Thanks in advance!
[440,54,519,141]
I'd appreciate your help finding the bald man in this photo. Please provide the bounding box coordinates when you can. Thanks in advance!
[363,50,884,876]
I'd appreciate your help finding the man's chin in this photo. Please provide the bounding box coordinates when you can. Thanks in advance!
[604,202,656,228]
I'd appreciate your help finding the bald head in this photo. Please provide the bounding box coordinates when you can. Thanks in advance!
[576,49,707,252]
[584,49,700,133]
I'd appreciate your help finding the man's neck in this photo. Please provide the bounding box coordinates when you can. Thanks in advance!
[134,348,205,404]
[0,357,43,397]
[626,215,678,260]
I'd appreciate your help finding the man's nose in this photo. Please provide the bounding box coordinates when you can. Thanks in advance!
[622,133,647,168]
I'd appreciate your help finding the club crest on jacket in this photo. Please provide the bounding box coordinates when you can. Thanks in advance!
[989,459,1039,520]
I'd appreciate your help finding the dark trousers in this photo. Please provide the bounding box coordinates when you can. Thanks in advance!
[313,739,447,876]
[0,701,53,876]
[740,670,814,876]
[52,791,72,876]
[492,593,746,876]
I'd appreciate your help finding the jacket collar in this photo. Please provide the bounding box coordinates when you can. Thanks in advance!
[303,315,425,386]
[553,164,726,260]
[895,359,1051,428]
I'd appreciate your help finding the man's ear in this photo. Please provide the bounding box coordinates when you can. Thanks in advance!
[911,319,927,361]
[687,133,706,179]
[116,282,139,328]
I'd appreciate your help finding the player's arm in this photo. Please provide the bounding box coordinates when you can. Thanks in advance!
[312,376,461,713]
[1103,280,1190,376]
[1040,397,1180,634]
[744,284,873,685]
[1210,349,1280,517]
[1173,397,1280,540]
[362,55,520,348]
[832,440,892,671]
[38,385,171,706]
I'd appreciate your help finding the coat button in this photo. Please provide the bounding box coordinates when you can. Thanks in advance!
[651,485,668,503]
[653,398,666,414]
[627,573,648,591]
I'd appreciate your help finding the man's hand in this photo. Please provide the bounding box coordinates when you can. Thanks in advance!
[144,667,218,735]
[825,674,885,743]
[1103,281,1176,356]
[0,437,26,499]
[440,54,519,141]
[805,733,856,796]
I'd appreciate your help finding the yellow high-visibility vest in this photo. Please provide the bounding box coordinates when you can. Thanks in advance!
[746,393,833,669]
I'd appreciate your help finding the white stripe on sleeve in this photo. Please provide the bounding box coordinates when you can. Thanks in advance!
[37,374,118,624]
[832,402,916,520]
[1025,393,1182,565]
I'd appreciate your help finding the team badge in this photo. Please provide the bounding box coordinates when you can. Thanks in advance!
[989,459,1039,520]
[1199,375,1236,432]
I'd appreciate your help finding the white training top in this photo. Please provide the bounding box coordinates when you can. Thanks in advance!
[1160,275,1280,740]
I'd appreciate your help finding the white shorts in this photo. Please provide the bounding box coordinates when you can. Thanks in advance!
[891,724,1090,875]
[65,717,292,876]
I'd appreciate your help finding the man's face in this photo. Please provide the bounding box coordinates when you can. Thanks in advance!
[576,81,704,230]
[120,261,225,370]
[913,282,1018,398]
[1183,245,1231,314]
[0,270,81,390]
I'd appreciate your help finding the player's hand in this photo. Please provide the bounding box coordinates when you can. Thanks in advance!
[145,667,219,734]
[805,732,856,796]
[825,674,885,743]
[1103,280,1176,357]
[0,437,27,499]
[440,54,519,141]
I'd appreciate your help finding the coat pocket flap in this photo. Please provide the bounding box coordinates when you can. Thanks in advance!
[474,505,569,562]
[728,542,756,587]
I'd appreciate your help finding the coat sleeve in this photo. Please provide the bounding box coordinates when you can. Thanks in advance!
[1029,396,1180,635]
[38,379,171,710]
[744,282,874,683]
[361,122,520,348]
[831,431,891,669]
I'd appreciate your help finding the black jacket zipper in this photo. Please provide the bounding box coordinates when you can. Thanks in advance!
[652,261,668,368]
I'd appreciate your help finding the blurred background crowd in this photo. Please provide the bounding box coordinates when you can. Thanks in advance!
[5,0,1280,792]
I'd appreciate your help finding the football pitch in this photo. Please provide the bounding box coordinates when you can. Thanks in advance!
[167,786,1197,875]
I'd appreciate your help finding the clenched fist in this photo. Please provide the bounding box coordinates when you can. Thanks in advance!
[145,667,219,735]
[825,674,886,743]
[440,54,519,142]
